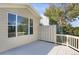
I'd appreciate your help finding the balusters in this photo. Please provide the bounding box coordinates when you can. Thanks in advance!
[77,39,78,49]
[57,34,79,51]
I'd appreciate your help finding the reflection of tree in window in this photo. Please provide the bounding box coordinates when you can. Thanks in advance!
[17,16,28,36]
[22,18,28,24]
[8,13,16,37]
[8,26,16,37]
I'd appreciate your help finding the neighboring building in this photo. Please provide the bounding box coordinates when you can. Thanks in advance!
[0,4,41,52]
[40,15,49,25]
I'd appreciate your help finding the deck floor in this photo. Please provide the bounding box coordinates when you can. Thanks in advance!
[0,40,79,55]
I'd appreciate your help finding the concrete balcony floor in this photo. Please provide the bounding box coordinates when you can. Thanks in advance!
[0,40,79,55]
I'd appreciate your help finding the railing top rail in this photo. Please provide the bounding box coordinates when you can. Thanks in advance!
[57,34,79,39]
[56,34,68,37]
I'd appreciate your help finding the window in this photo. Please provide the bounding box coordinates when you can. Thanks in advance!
[30,18,33,34]
[8,13,16,37]
[17,16,28,36]
[8,13,32,37]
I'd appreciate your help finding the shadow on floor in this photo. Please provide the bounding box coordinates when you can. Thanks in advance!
[0,40,58,55]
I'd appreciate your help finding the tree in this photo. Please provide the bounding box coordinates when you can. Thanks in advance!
[45,3,79,25]
[73,27,79,36]
[44,6,63,25]
[44,3,79,35]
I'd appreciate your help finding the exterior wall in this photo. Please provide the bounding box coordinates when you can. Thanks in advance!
[39,25,56,43]
[0,8,40,52]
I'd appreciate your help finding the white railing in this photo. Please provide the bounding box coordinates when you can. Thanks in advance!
[56,34,79,51]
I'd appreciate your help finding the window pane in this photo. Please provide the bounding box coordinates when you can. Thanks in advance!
[24,18,28,24]
[24,25,28,35]
[8,13,16,25]
[17,16,28,25]
[17,16,28,36]
[17,25,28,36]
[30,19,33,26]
[30,19,33,34]
[8,26,16,37]
[18,25,25,32]
[30,27,33,34]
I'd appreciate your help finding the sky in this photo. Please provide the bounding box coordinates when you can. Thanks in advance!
[71,18,79,27]
[31,3,79,27]
[31,3,49,16]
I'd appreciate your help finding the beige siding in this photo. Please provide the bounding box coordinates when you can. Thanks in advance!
[0,8,40,52]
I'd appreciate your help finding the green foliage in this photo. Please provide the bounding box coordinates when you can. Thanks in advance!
[44,3,79,25]
[44,7,63,25]
[66,4,79,20]
[62,25,79,36]
[73,27,79,36]
[44,3,79,36]
[18,25,25,32]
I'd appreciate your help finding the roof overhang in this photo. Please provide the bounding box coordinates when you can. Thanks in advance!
[0,3,41,19]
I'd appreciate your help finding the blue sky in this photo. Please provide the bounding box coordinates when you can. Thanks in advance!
[71,19,79,27]
[32,3,49,15]
[32,3,79,27]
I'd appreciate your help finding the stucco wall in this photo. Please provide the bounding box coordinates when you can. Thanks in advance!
[0,8,40,52]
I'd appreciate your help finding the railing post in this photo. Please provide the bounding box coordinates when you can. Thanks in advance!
[66,35,68,47]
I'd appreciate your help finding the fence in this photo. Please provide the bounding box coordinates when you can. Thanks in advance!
[57,34,79,51]
[39,25,56,43]
[39,25,79,51]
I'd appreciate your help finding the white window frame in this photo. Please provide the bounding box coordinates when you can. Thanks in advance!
[16,14,18,37]
[7,12,17,38]
[28,18,30,35]
[8,12,30,38]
